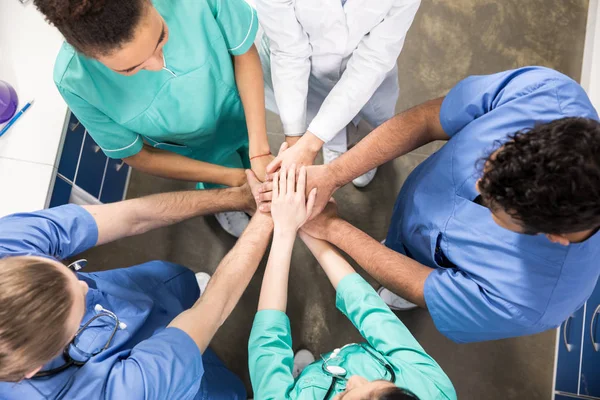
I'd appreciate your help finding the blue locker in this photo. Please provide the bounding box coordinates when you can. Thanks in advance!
[49,175,72,208]
[75,133,107,198]
[555,305,586,394]
[100,159,130,203]
[555,395,584,400]
[57,114,85,181]
[580,280,600,398]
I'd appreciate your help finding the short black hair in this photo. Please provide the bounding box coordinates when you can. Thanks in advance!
[378,387,420,400]
[478,117,600,234]
[34,0,148,56]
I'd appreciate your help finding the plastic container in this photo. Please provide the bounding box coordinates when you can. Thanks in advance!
[0,80,19,124]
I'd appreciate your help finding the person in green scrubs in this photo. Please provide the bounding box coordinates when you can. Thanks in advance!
[35,0,273,236]
[249,166,456,400]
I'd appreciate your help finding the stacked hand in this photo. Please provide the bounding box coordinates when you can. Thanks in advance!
[270,165,317,235]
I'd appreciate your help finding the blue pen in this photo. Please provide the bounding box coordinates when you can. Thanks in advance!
[0,99,34,138]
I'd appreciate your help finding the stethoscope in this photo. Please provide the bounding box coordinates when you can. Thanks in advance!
[320,343,396,399]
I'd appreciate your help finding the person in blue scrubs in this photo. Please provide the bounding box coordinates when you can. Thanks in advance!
[263,66,600,343]
[0,172,273,399]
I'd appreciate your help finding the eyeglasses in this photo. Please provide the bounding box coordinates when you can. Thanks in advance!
[32,306,123,379]
[320,343,396,399]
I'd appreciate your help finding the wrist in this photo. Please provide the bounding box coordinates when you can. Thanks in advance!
[249,139,271,158]
[324,217,344,242]
[273,226,298,241]
[228,169,246,187]
[302,131,325,153]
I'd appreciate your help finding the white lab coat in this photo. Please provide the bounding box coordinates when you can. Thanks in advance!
[255,0,421,150]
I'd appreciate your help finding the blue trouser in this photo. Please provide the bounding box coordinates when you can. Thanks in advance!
[93,261,247,400]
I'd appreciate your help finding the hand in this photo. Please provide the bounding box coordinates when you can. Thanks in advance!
[228,168,248,187]
[271,165,317,236]
[266,132,324,174]
[300,199,339,240]
[285,135,302,147]
[305,164,339,218]
[241,169,265,215]
[250,153,275,182]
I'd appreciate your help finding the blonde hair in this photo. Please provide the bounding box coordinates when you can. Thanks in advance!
[0,256,73,381]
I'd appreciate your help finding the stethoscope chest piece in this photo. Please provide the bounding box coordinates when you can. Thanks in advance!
[325,365,347,376]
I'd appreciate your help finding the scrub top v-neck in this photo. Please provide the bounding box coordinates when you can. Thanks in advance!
[53,0,258,167]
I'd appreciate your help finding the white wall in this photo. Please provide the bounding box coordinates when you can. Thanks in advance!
[582,0,600,109]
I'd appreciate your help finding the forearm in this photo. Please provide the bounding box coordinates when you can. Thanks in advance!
[234,46,270,157]
[329,98,447,187]
[299,233,354,289]
[83,186,251,246]
[325,218,432,307]
[257,232,295,312]
[169,213,274,352]
[125,146,246,187]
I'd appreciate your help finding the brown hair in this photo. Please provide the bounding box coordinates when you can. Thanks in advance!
[33,0,148,56]
[0,256,74,382]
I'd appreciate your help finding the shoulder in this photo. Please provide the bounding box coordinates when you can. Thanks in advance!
[53,42,79,88]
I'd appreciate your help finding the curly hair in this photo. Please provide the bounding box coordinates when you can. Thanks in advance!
[34,0,148,56]
[478,117,600,235]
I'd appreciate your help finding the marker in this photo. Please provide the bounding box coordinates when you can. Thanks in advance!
[0,99,34,138]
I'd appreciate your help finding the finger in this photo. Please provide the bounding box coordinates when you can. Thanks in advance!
[278,141,289,154]
[305,188,317,219]
[264,173,275,182]
[279,167,287,196]
[272,172,279,199]
[297,166,307,198]
[266,155,283,174]
[258,191,272,202]
[287,164,296,195]
[258,181,273,193]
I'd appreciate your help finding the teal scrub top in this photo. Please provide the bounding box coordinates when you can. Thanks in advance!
[53,0,258,168]
[248,274,456,400]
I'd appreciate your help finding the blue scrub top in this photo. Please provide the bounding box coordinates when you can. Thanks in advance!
[386,67,600,343]
[0,205,210,399]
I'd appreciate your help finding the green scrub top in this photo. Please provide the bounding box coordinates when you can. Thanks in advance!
[53,0,258,171]
[248,274,457,400]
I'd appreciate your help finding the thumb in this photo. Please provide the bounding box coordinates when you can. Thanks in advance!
[245,169,258,185]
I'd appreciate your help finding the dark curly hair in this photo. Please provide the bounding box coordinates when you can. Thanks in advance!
[478,117,600,235]
[33,0,148,56]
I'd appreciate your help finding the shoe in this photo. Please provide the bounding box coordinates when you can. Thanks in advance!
[352,167,377,188]
[293,349,315,378]
[323,147,343,165]
[195,272,211,295]
[215,211,250,237]
[377,287,418,311]
[323,147,377,188]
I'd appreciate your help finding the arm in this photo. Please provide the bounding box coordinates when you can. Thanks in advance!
[302,204,432,307]
[259,97,449,212]
[307,0,421,143]
[169,212,274,352]
[249,165,315,400]
[83,170,260,246]
[124,145,246,187]
[300,233,455,397]
[257,165,316,311]
[234,45,275,180]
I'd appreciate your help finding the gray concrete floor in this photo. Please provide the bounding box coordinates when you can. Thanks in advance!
[78,0,591,398]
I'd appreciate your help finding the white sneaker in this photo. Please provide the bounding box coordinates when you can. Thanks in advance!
[323,148,377,188]
[377,287,419,311]
[323,147,343,165]
[293,349,315,378]
[195,272,211,295]
[352,168,377,188]
[215,211,249,237]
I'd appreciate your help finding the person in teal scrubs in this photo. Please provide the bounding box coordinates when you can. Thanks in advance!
[35,0,273,236]
[248,166,456,400]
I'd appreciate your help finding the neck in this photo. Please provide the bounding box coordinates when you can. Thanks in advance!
[564,227,598,243]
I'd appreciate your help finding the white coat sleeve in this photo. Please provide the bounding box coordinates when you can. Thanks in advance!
[308,0,421,142]
[255,0,312,136]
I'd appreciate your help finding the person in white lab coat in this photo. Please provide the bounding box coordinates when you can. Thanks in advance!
[256,0,421,187]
